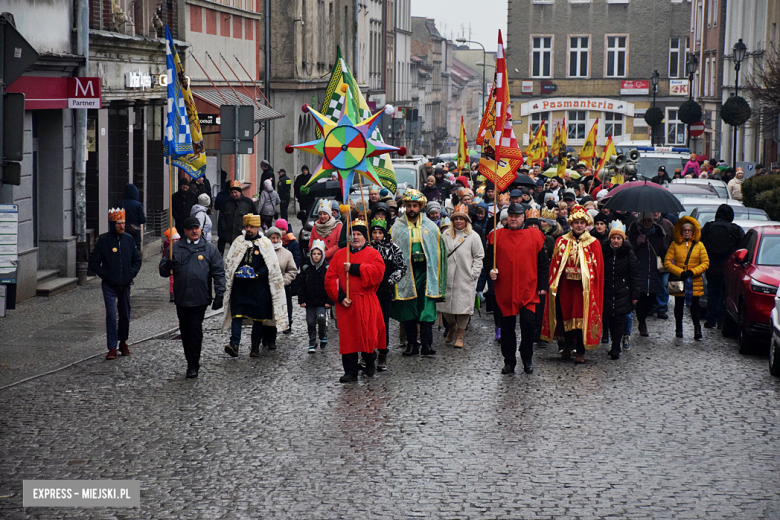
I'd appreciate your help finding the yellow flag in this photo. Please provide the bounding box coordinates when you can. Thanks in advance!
[456,116,469,171]
[525,122,547,166]
[596,134,616,173]
[579,118,599,162]
[551,123,561,157]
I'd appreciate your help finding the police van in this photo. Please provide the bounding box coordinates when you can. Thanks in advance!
[614,140,691,179]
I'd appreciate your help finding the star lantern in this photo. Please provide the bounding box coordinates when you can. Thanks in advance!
[285,87,406,203]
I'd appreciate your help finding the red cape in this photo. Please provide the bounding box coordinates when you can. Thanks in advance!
[324,246,386,354]
[487,228,546,316]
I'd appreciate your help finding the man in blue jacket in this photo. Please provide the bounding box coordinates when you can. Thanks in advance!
[88,208,143,360]
[160,216,226,378]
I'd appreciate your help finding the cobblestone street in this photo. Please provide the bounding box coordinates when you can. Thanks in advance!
[1,303,779,519]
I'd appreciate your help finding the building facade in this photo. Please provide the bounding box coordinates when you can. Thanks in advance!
[506,0,692,155]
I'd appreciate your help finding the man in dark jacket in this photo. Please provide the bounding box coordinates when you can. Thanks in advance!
[160,216,226,378]
[701,204,744,328]
[172,177,197,231]
[219,180,255,254]
[260,160,274,189]
[214,180,231,254]
[118,183,146,251]
[650,166,672,185]
[189,176,212,206]
[294,165,314,217]
[88,208,143,360]
[277,168,292,220]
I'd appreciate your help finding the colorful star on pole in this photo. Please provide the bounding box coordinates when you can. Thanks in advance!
[285,87,405,203]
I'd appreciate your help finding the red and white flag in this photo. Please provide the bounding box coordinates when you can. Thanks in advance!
[493,30,523,164]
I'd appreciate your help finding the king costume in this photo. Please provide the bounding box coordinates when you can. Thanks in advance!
[325,219,387,382]
[222,214,289,357]
[390,189,448,357]
[542,205,604,362]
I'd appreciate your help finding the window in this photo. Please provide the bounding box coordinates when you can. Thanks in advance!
[605,113,623,138]
[531,112,551,137]
[709,56,716,96]
[531,36,553,78]
[702,58,710,97]
[605,36,627,77]
[666,108,685,145]
[696,1,703,41]
[712,0,718,26]
[568,110,587,140]
[568,36,589,77]
[669,38,681,77]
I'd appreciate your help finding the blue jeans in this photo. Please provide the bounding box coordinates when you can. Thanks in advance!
[102,283,131,350]
[657,272,670,313]
[706,272,725,324]
[624,312,633,336]
[230,317,264,346]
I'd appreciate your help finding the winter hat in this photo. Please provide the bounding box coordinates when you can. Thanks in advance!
[587,209,599,221]
[427,175,436,183]
[593,213,609,225]
[198,193,210,206]
[263,179,273,191]
[275,218,290,232]
[309,239,326,267]
[426,201,442,216]
[178,177,189,189]
[265,226,283,238]
[609,221,626,240]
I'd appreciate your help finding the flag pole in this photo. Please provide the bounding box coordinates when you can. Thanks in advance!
[168,156,174,262]
[492,160,499,270]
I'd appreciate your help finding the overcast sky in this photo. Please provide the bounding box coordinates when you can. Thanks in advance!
[410,0,507,51]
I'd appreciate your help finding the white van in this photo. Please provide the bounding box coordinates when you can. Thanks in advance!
[614,141,690,179]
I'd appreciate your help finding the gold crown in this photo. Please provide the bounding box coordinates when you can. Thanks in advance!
[541,208,557,220]
[402,189,426,206]
[526,208,540,219]
[243,214,262,227]
[351,218,368,229]
[498,193,511,203]
[567,204,592,225]
[108,208,126,222]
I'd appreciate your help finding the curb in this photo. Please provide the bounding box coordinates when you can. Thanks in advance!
[0,309,224,392]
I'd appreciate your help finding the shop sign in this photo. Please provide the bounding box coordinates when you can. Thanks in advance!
[669,79,689,96]
[200,114,220,126]
[125,70,153,89]
[541,82,557,93]
[67,77,101,108]
[521,97,635,116]
[521,80,533,94]
[620,80,649,95]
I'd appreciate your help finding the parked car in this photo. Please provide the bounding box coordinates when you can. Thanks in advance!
[679,198,744,220]
[296,180,343,253]
[731,219,780,231]
[723,224,780,354]
[671,178,731,199]
[685,206,768,226]
[668,183,721,200]
[769,288,780,375]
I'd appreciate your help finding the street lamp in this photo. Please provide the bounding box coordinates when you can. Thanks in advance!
[650,69,660,146]
[732,38,747,168]
[456,38,487,117]
[685,53,699,148]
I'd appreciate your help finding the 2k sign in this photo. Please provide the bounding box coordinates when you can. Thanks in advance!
[67,77,102,109]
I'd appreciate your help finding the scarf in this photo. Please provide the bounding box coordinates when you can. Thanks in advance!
[273,241,283,250]
[314,214,338,237]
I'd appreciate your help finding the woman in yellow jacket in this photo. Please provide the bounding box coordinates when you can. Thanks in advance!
[664,216,710,340]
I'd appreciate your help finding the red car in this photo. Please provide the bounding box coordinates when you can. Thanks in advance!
[723,225,780,353]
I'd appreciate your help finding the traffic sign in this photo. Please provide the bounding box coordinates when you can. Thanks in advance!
[689,121,705,137]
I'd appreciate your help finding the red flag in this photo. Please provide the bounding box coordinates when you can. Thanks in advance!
[493,30,523,164]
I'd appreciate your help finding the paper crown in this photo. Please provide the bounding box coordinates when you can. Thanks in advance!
[458,187,474,198]
[476,185,486,195]
[370,218,387,230]
[243,214,262,227]
[368,185,380,193]
[317,199,332,215]
[229,180,242,190]
[440,216,451,227]
[402,189,427,206]
[568,204,593,225]
[351,218,368,229]
[541,207,557,220]
[498,193,511,204]
[526,208,541,219]
[109,208,126,222]
[609,220,626,234]
[310,239,326,252]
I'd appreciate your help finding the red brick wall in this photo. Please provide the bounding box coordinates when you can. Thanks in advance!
[233,15,242,39]
[190,5,202,33]
[220,13,230,37]
[206,9,217,35]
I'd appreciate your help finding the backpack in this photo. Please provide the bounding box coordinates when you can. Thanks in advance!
[703,221,736,257]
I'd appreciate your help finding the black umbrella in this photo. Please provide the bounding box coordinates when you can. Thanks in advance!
[510,174,537,188]
[603,182,684,213]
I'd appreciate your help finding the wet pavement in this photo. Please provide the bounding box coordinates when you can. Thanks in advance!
[1,298,779,519]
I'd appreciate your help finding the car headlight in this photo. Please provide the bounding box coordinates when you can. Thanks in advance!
[750,278,778,295]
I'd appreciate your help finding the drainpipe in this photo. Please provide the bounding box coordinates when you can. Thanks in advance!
[75,0,89,284]
[264,0,271,164]
[353,0,358,74]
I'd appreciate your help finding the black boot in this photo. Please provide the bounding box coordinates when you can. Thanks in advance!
[638,321,649,337]
[402,342,419,357]
[694,323,703,340]
[676,322,683,338]
[362,354,376,377]
[420,343,436,356]
[377,353,387,372]
[250,343,260,357]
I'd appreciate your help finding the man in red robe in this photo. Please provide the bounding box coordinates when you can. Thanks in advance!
[325,218,387,383]
[542,205,604,364]
[486,203,549,374]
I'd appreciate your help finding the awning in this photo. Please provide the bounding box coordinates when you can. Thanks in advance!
[193,89,285,122]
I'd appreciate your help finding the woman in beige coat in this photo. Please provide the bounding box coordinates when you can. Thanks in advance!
[437,204,484,347]
[266,227,298,347]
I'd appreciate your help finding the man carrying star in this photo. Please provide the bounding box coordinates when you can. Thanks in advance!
[391,189,448,357]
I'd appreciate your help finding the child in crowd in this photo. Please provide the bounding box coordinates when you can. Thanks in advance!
[297,240,333,352]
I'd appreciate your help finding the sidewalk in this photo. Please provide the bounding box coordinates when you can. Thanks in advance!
[0,260,193,388]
